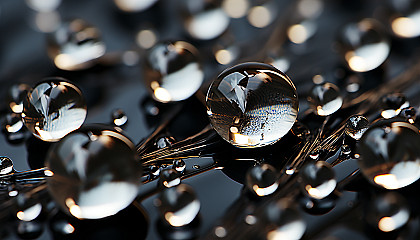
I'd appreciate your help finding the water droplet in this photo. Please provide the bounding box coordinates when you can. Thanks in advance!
[22,78,87,142]
[0,157,14,175]
[111,109,128,127]
[159,169,181,188]
[340,145,352,156]
[47,19,106,71]
[46,125,142,219]
[181,0,230,40]
[158,184,200,227]
[299,161,336,199]
[399,107,417,124]
[214,225,228,238]
[7,83,32,113]
[308,82,343,116]
[345,115,369,140]
[2,113,27,144]
[309,151,320,160]
[357,119,420,189]
[366,192,410,232]
[206,62,299,148]
[381,93,409,119]
[338,18,390,72]
[173,159,186,172]
[246,163,279,196]
[155,135,175,149]
[144,41,204,103]
[264,198,306,240]
[16,197,43,222]
[150,165,161,177]
[388,1,420,38]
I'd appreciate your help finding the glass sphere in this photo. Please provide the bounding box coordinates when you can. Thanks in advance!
[143,41,204,103]
[157,184,200,227]
[206,62,299,148]
[22,78,87,142]
[357,119,420,189]
[47,19,106,71]
[308,82,342,116]
[338,18,390,72]
[46,125,142,219]
[246,163,279,196]
[345,115,369,140]
[299,161,336,199]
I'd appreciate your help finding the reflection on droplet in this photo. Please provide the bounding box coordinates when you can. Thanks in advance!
[144,41,204,103]
[4,113,24,134]
[159,169,181,188]
[158,184,200,227]
[26,0,61,12]
[246,163,279,196]
[206,62,299,148]
[345,115,369,140]
[173,159,186,172]
[0,157,14,175]
[222,0,249,18]
[114,0,158,12]
[17,203,42,222]
[299,161,336,199]
[308,82,342,116]
[357,120,420,189]
[22,78,87,142]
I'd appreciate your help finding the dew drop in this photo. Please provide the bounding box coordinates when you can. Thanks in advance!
[246,163,279,197]
[159,169,181,188]
[7,83,32,114]
[299,161,336,199]
[173,159,186,172]
[308,82,343,116]
[2,113,27,144]
[111,109,128,127]
[381,93,409,119]
[345,115,369,140]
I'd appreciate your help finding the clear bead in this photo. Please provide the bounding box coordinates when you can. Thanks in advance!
[299,161,336,199]
[308,82,342,116]
[22,78,87,142]
[381,93,409,119]
[111,109,128,127]
[206,62,299,148]
[345,115,369,140]
[246,163,279,196]
[2,113,27,144]
[0,157,14,175]
[158,169,181,188]
[173,159,186,172]
[46,125,142,219]
[144,41,204,103]
[357,119,420,189]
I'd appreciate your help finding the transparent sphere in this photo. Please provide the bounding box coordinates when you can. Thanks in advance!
[338,18,390,72]
[307,82,342,116]
[345,115,369,140]
[158,169,181,188]
[47,19,106,71]
[111,109,128,127]
[299,161,336,199]
[173,159,186,172]
[181,0,230,40]
[3,113,27,144]
[357,119,420,189]
[0,157,14,175]
[157,184,200,227]
[46,125,142,219]
[22,78,87,142]
[143,41,204,103]
[206,62,299,148]
[381,93,409,119]
[366,192,410,232]
[246,163,279,196]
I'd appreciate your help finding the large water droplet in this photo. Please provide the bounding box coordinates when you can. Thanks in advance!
[47,19,106,71]
[46,125,142,219]
[157,184,200,227]
[246,163,279,196]
[307,82,343,116]
[357,119,420,189]
[299,161,336,199]
[338,18,390,72]
[22,78,87,142]
[345,115,369,140]
[144,41,204,103]
[206,62,299,148]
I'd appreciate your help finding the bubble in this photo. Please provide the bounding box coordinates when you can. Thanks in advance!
[111,109,128,127]
[173,159,186,172]
[345,115,369,140]
[246,163,279,196]
[307,82,343,116]
[206,62,299,148]
[357,119,420,189]
[338,19,390,72]
[144,41,204,103]
[47,19,106,71]
[299,161,336,199]
[158,169,181,188]
[381,93,409,119]
[158,184,200,227]
[0,157,14,175]
[46,125,142,219]
[22,78,87,142]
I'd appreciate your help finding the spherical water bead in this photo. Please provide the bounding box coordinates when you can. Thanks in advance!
[173,159,186,172]
[381,93,409,119]
[47,19,106,71]
[357,119,420,190]
[22,78,87,142]
[338,19,390,72]
[111,109,128,127]
[399,107,417,124]
[157,184,200,227]
[246,163,279,196]
[388,0,420,38]
[114,0,158,12]
[158,169,181,188]
[7,83,32,113]
[155,135,175,149]
[299,161,336,199]
[345,115,369,140]
[46,125,142,219]
[0,157,14,175]
[181,0,230,40]
[16,194,43,222]
[2,113,27,144]
[264,198,306,240]
[143,41,204,103]
[307,82,343,116]
[206,62,299,148]
[366,192,410,232]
